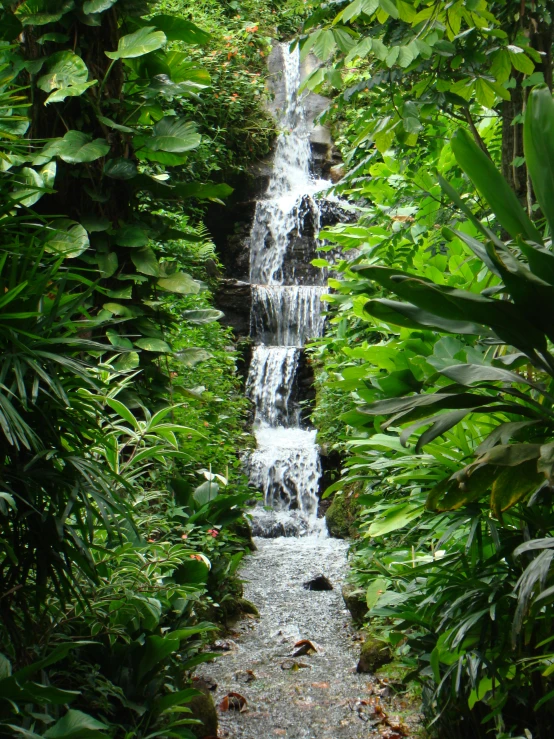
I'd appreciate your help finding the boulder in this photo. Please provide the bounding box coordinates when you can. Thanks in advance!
[341,583,367,623]
[304,574,333,591]
[357,637,393,674]
[325,492,359,539]
[187,690,218,739]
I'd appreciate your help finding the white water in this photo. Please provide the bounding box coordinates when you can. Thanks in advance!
[246,43,329,536]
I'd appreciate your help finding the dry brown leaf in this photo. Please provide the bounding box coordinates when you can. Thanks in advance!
[219,692,248,712]
[292,639,318,656]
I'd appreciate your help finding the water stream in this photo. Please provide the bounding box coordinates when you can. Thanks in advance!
[198,44,414,739]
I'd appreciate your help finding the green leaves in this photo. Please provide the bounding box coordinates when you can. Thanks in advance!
[149,15,210,45]
[146,118,201,153]
[43,710,108,739]
[55,130,110,163]
[524,87,554,237]
[44,220,90,258]
[105,27,167,61]
[158,272,201,295]
[37,51,97,104]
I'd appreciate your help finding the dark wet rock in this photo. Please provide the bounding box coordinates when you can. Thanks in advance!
[357,637,393,673]
[187,689,218,739]
[304,574,333,591]
[229,518,257,552]
[214,279,252,338]
[342,583,368,624]
[325,490,360,539]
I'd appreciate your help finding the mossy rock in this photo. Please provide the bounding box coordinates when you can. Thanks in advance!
[357,637,393,673]
[341,583,368,623]
[237,597,259,616]
[187,691,218,739]
[325,490,360,538]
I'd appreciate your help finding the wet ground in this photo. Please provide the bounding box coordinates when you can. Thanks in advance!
[198,536,422,739]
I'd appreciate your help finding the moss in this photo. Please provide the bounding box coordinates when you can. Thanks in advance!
[187,691,218,739]
[357,637,393,673]
[236,597,259,616]
[341,583,368,623]
[325,489,360,538]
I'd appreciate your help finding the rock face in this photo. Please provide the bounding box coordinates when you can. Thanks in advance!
[325,490,360,539]
[304,574,334,591]
[357,637,393,674]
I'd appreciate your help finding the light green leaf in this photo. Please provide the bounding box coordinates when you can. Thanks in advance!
[16,0,74,27]
[366,578,389,609]
[83,0,117,12]
[105,27,166,61]
[146,118,201,153]
[524,86,554,237]
[157,272,200,294]
[44,220,89,258]
[379,0,399,19]
[114,352,140,371]
[175,348,213,366]
[135,338,172,353]
[149,15,210,44]
[368,505,424,536]
[182,309,224,324]
[37,51,89,92]
[193,480,219,507]
[57,130,110,163]
[45,81,97,105]
[44,710,108,739]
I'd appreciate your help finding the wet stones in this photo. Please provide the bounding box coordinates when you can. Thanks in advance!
[341,583,368,624]
[357,637,393,673]
[303,574,333,591]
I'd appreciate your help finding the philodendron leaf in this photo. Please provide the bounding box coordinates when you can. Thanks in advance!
[131,247,160,276]
[37,51,89,92]
[157,272,200,294]
[11,162,56,206]
[97,252,118,277]
[182,309,224,324]
[135,338,172,353]
[56,131,110,163]
[146,118,201,153]
[83,0,117,12]
[103,158,137,180]
[114,225,149,247]
[149,15,210,44]
[44,220,89,258]
[45,81,97,105]
[16,0,74,26]
[105,27,166,60]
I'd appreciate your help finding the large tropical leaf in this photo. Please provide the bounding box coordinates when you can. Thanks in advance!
[105,27,166,60]
[149,15,210,44]
[146,118,201,153]
[524,86,554,237]
[56,130,110,163]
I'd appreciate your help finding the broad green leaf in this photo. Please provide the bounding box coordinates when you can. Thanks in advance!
[379,0,399,18]
[44,220,89,258]
[16,0,74,26]
[0,12,23,40]
[131,247,160,276]
[173,559,209,585]
[114,351,140,371]
[135,338,171,353]
[193,481,219,507]
[509,48,534,75]
[105,398,139,428]
[45,81,97,104]
[157,272,200,294]
[524,86,554,237]
[43,710,107,738]
[115,225,149,247]
[313,29,336,60]
[149,15,210,44]
[103,158,137,180]
[182,309,223,324]
[366,578,389,609]
[490,460,543,516]
[37,51,89,92]
[105,27,166,61]
[364,298,490,335]
[97,116,135,134]
[57,130,110,163]
[146,118,201,153]
[97,251,118,277]
[83,0,117,12]
[175,348,213,366]
[368,505,423,536]
[451,129,542,243]
[138,636,180,682]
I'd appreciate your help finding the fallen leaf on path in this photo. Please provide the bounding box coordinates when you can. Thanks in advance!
[311,682,329,688]
[219,692,248,712]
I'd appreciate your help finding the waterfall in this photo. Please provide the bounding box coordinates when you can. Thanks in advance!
[246,43,329,537]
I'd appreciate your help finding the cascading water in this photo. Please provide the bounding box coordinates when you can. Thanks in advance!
[197,45,416,739]
[246,43,329,537]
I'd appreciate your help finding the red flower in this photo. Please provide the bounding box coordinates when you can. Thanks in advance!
[207,529,219,538]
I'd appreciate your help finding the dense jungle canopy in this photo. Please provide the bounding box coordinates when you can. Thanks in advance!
[1,1,554,738]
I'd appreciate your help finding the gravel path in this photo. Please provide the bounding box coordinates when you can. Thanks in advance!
[197,536,420,739]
